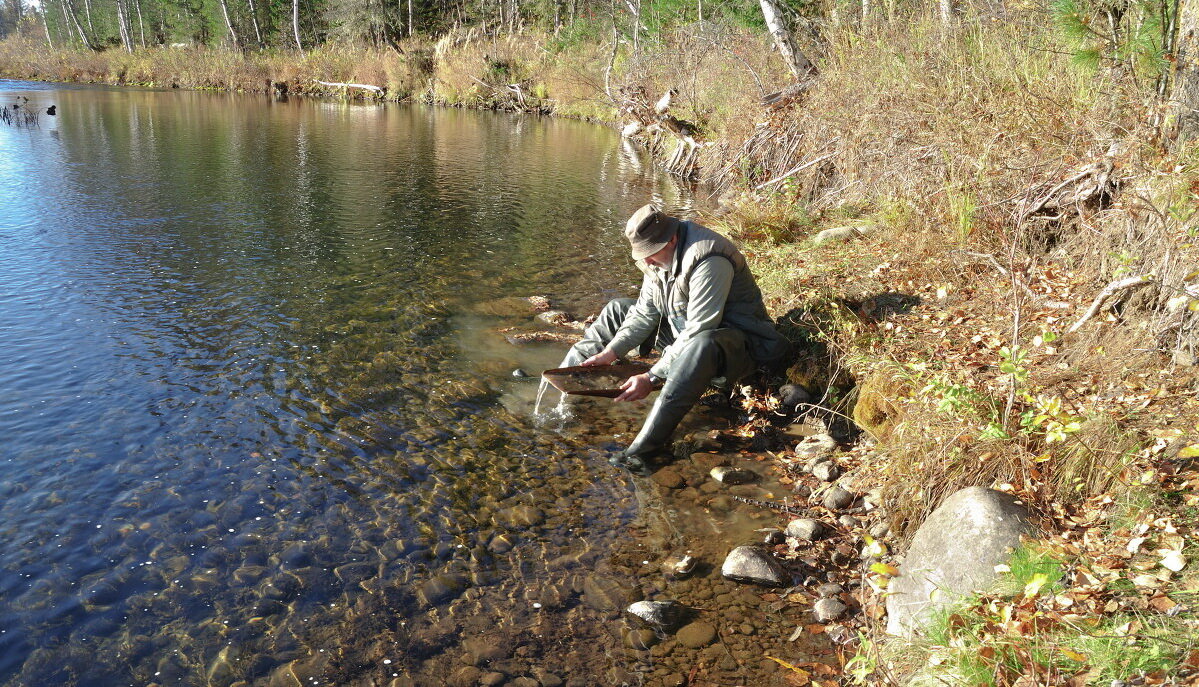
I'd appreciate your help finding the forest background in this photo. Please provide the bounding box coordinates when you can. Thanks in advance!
[3,0,1199,682]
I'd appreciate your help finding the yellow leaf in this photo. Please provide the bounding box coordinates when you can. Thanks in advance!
[764,654,811,679]
[1178,444,1199,458]
[1059,646,1087,662]
[1024,573,1049,598]
[862,539,888,558]
[871,562,900,576]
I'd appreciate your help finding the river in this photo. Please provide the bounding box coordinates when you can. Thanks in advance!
[0,80,819,686]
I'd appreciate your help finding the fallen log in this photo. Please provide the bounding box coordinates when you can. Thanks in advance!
[313,79,385,94]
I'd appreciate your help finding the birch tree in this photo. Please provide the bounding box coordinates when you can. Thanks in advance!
[294,0,304,50]
[218,0,241,49]
[758,0,815,79]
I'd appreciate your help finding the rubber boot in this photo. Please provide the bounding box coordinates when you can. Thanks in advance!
[618,328,756,472]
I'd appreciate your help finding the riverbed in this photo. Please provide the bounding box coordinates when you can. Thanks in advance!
[0,80,823,686]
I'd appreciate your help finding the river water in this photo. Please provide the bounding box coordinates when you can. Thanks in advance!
[0,80,818,686]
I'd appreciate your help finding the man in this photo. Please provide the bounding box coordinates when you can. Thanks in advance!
[559,203,789,473]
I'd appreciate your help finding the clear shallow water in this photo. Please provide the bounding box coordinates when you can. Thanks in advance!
[0,80,812,686]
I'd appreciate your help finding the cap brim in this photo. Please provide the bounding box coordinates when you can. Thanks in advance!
[631,240,671,261]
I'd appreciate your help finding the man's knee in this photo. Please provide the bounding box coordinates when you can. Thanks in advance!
[601,297,637,317]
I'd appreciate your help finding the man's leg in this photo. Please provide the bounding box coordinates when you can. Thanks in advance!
[620,328,756,470]
[559,298,642,367]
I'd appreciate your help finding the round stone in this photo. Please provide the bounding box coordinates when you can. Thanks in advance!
[785,518,825,542]
[676,622,717,648]
[814,597,848,622]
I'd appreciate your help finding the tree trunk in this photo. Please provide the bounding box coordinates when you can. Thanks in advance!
[114,0,133,52]
[82,0,93,34]
[861,0,870,28]
[939,0,954,32]
[758,0,815,79]
[134,0,147,48]
[218,0,240,49]
[293,0,303,50]
[246,0,264,46]
[407,0,414,36]
[42,4,55,48]
[60,0,94,49]
[1169,0,1199,144]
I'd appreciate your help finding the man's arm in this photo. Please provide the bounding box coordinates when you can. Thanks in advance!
[585,273,663,364]
[648,257,734,380]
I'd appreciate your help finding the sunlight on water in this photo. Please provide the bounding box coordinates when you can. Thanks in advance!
[0,79,823,687]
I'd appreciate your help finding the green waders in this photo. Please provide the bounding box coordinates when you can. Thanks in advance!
[560,298,757,473]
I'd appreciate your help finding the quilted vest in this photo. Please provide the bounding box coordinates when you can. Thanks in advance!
[649,221,789,366]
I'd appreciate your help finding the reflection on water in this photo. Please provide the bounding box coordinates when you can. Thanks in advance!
[0,80,815,686]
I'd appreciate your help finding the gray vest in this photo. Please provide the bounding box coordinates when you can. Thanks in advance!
[652,221,789,366]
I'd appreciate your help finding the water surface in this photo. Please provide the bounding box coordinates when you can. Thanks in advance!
[0,80,813,686]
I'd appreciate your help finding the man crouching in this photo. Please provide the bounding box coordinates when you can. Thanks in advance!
[558,203,789,474]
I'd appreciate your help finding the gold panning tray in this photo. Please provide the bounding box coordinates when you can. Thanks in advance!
[541,363,659,398]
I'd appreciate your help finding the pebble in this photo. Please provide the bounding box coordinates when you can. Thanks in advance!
[721,546,789,587]
[511,368,530,378]
[838,514,859,529]
[822,485,855,510]
[795,434,837,461]
[778,384,811,409]
[869,521,891,539]
[811,461,841,482]
[709,466,758,485]
[651,469,685,489]
[785,518,825,542]
[813,598,848,622]
[816,582,845,598]
[676,622,717,648]
[479,672,506,687]
[625,600,691,632]
[762,529,785,546]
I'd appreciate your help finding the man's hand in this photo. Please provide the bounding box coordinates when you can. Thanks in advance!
[581,349,618,367]
[615,373,654,402]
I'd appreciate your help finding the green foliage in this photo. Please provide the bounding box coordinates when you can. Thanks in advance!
[1050,0,1170,79]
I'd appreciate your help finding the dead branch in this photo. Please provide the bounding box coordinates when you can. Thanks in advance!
[314,79,385,94]
[1067,274,1155,334]
[754,150,838,190]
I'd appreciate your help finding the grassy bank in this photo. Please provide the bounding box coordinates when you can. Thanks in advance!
[5,12,1199,683]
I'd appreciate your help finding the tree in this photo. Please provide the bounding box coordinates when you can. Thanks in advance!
[758,0,815,79]
[1169,0,1199,144]
[294,0,303,49]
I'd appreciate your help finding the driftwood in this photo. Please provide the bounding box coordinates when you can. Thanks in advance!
[314,79,385,94]
[1067,274,1155,334]
[615,85,705,178]
[755,151,838,190]
[1019,143,1121,222]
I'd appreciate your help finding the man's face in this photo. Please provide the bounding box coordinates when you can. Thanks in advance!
[643,237,677,269]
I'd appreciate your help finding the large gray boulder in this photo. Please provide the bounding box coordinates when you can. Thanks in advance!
[886,487,1031,636]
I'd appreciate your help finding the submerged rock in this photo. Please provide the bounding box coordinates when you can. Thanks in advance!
[625,600,692,632]
[676,621,717,648]
[721,546,789,587]
[661,553,698,579]
[710,465,758,485]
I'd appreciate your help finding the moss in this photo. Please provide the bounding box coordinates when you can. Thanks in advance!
[852,368,909,441]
